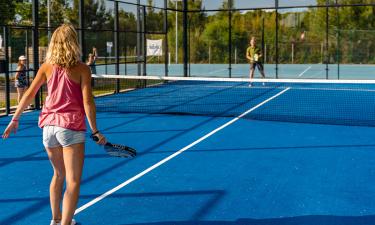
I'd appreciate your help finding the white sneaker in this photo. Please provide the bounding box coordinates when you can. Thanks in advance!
[50,219,76,225]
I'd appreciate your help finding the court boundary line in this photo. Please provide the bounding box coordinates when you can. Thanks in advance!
[74,87,291,215]
[298,66,312,77]
[207,68,228,75]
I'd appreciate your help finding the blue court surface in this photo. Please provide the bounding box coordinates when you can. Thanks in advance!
[1,80,375,225]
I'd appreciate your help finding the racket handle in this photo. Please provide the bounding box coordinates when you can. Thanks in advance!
[91,135,99,142]
[92,135,111,147]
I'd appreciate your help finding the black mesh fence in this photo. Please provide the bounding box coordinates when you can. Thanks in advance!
[0,0,374,116]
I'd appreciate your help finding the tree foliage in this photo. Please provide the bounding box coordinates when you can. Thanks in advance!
[2,0,374,64]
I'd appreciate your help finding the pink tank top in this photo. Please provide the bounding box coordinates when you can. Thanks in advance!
[38,65,86,131]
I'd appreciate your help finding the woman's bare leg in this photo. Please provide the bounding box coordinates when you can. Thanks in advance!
[45,146,65,223]
[61,143,84,225]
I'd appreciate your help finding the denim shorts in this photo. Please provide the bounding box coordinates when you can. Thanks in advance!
[43,125,85,148]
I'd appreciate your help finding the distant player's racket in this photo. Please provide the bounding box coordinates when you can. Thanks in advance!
[254,54,259,62]
[91,135,136,158]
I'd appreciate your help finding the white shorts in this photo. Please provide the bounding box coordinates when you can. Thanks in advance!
[43,125,85,148]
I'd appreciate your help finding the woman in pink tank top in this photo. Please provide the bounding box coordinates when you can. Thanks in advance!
[2,24,106,225]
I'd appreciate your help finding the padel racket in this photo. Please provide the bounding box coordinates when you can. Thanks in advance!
[91,136,136,158]
[254,54,259,62]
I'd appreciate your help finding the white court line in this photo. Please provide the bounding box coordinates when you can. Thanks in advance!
[207,68,232,75]
[298,66,312,77]
[74,87,291,215]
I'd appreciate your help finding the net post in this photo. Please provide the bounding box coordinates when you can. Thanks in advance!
[32,0,40,109]
[114,1,120,93]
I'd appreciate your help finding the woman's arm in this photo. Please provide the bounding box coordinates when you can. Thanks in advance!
[92,48,97,60]
[246,48,251,60]
[2,64,47,138]
[81,64,106,145]
[15,66,21,80]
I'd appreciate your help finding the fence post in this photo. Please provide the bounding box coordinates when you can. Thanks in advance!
[3,26,10,115]
[32,0,40,109]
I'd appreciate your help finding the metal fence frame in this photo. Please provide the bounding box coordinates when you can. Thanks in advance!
[0,0,374,116]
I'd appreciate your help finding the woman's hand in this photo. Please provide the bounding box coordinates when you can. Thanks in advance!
[93,132,107,145]
[2,120,19,139]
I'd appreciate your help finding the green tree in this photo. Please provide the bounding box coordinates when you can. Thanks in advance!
[146,0,164,32]
[119,9,137,57]
[14,0,33,25]
[0,0,16,25]
[201,15,229,63]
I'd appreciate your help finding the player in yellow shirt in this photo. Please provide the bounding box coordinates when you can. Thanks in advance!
[246,37,266,86]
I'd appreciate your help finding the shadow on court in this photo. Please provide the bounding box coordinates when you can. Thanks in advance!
[123,215,375,225]
[0,190,224,224]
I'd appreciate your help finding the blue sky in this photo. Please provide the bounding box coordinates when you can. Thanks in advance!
[116,0,318,9]
[155,0,318,9]
[203,0,317,9]
[115,0,319,13]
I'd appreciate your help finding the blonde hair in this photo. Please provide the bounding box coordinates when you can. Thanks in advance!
[17,60,24,68]
[45,24,81,68]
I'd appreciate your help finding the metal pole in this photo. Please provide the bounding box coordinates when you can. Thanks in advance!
[265,44,267,63]
[234,47,237,64]
[47,0,51,41]
[4,26,10,115]
[262,15,265,50]
[336,0,340,79]
[275,0,279,79]
[124,32,127,75]
[188,13,191,77]
[228,0,232,78]
[209,44,211,64]
[25,30,30,87]
[114,1,120,92]
[175,1,178,64]
[164,0,169,76]
[292,43,294,64]
[142,6,146,76]
[79,0,85,62]
[32,0,40,109]
[137,0,141,76]
[182,0,188,77]
[325,0,329,79]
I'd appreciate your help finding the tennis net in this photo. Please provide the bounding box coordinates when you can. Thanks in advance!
[92,74,375,127]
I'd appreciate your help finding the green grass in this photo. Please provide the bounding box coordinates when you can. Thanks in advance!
[92,79,163,97]
[0,99,18,109]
